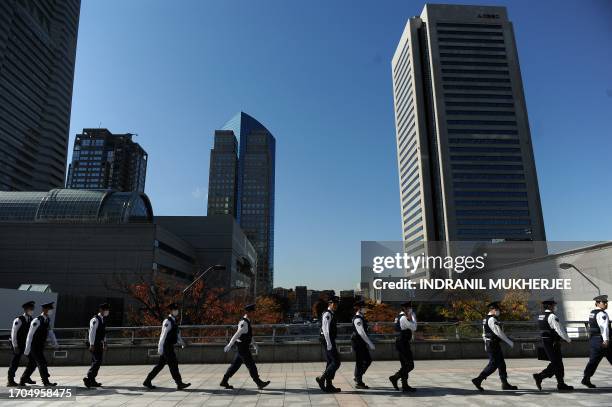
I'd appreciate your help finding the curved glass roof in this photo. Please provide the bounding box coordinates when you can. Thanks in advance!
[0,189,153,223]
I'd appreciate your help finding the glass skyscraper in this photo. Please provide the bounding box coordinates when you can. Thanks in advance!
[0,0,80,191]
[392,4,546,253]
[66,128,148,193]
[208,112,276,295]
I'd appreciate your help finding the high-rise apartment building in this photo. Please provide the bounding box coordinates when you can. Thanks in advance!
[66,128,148,192]
[0,0,81,191]
[392,4,546,252]
[207,112,276,295]
[207,130,239,216]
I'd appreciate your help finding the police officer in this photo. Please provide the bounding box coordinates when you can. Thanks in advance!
[389,301,417,392]
[220,303,270,390]
[143,303,191,390]
[351,300,375,389]
[316,296,341,393]
[533,298,573,391]
[582,294,611,388]
[472,301,518,391]
[83,303,110,388]
[23,302,59,386]
[7,301,37,387]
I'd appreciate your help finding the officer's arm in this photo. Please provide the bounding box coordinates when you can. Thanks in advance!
[177,331,185,347]
[400,315,417,331]
[354,318,374,348]
[597,312,609,342]
[227,321,246,348]
[88,317,97,346]
[158,319,170,355]
[24,319,39,355]
[322,312,332,349]
[48,327,59,348]
[490,318,513,347]
[11,318,21,348]
[549,314,571,343]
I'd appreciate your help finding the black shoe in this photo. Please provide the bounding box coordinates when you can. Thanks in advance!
[18,379,29,387]
[83,377,94,388]
[23,378,36,385]
[557,383,574,391]
[42,381,57,387]
[143,380,156,389]
[581,377,596,388]
[502,381,518,390]
[326,384,341,393]
[533,373,543,391]
[472,377,484,391]
[257,380,270,390]
[220,379,233,389]
[389,375,400,391]
[93,381,102,387]
[7,379,18,387]
[177,382,191,390]
[315,376,326,391]
[402,384,417,392]
[355,382,369,389]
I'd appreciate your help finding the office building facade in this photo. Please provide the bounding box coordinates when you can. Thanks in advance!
[208,112,276,295]
[0,0,80,191]
[66,128,148,192]
[207,131,239,216]
[392,4,546,250]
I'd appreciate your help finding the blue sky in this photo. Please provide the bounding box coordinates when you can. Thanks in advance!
[69,0,612,292]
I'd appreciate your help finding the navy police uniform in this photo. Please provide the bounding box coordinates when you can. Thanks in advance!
[582,295,611,387]
[389,301,417,392]
[316,296,342,392]
[7,301,37,386]
[84,303,109,387]
[23,302,59,386]
[351,300,374,387]
[220,304,269,389]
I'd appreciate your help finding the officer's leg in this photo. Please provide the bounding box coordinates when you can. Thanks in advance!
[405,345,415,376]
[8,351,21,382]
[145,353,167,382]
[165,347,183,384]
[477,345,498,380]
[224,350,244,379]
[583,337,605,379]
[239,345,261,384]
[353,341,363,382]
[395,341,408,379]
[35,349,51,382]
[325,347,340,380]
[551,342,565,383]
[539,340,556,379]
[87,345,103,381]
[496,351,507,380]
[20,354,37,382]
[363,346,372,377]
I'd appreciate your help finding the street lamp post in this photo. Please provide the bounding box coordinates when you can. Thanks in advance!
[180,264,226,325]
[559,262,601,296]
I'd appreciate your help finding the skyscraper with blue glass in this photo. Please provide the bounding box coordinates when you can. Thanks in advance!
[392,4,546,253]
[208,112,276,295]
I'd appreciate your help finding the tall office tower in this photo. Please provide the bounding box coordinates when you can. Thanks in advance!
[392,4,546,253]
[208,112,276,295]
[207,130,239,216]
[66,128,148,192]
[0,0,80,191]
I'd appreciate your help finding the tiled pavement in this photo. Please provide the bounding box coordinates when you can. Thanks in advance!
[0,358,611,406]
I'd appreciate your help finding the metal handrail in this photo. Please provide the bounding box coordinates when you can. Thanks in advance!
[0,321,590,347]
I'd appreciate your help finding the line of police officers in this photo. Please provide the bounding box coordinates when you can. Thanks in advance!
[7,295,612,393]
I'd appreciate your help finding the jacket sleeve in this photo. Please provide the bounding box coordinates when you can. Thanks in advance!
[24,319,39,355]
[321,312,332,349]
[489,317,513,347]
[157,319,170,354]
[549,313,571,343]
[597,311,609,341]
[227,320,247,348]
[10,318,21,348]
[88,317,98,345]
[354,318,374,348]
[400,313,417,331]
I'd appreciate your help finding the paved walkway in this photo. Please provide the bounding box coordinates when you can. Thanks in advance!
[1,358,611,406]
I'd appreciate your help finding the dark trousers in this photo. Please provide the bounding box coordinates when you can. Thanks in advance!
[394,339,414,380]
[87,344,104,380]
[224,342,260,383]
[584,336,612,379]
[478,340,507,380]
[26,347,50,382]
[538,339,564,382]
[322,344,341,380]
[145,346,182,384]
[8,347,36,381]
[352,338,372,382]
